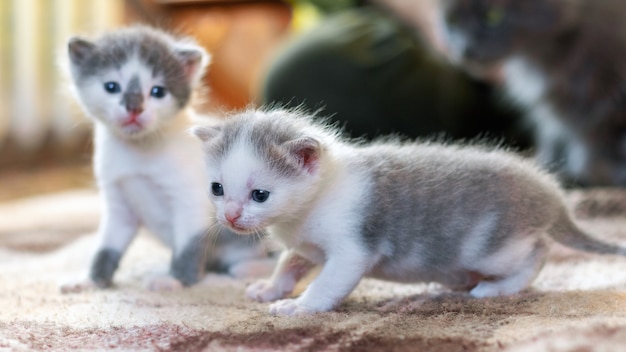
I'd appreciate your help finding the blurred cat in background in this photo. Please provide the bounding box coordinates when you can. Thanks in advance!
[438,0,626,186]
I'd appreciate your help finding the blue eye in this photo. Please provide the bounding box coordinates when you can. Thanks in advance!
[150,86,167,98]
[211,183,224,196]
[104,82,121,93]
[251,190,270,203]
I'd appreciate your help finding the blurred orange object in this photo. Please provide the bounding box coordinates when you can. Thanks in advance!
[125,0,292,112]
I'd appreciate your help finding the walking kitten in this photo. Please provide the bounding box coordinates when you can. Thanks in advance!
[192,108,626,315]
[437,0,626,186]
[60,26,267,293]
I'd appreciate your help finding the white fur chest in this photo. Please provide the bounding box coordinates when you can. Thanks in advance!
[93,123,212,245]
[270,153,372,264]
[94,125,201,180]
[502,56,548,108]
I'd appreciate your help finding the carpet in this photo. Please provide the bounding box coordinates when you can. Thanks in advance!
[1,187,626,351]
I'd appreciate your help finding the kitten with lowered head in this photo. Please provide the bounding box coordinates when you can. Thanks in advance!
[438,0,626,186]
[60,26,268,293]
[192,108,626,315]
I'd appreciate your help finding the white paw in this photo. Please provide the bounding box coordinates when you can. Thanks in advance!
[146,276,184,292]
[268,298,317,316]
[245,280,287,302]
[59,277,98,294]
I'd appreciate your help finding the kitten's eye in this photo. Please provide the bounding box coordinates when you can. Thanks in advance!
[484,8,505,27]
[211,183,224,196]
[150,86,167,98]
[251,190,270,203]
[104,82,121,94]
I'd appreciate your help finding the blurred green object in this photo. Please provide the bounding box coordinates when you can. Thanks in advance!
[262,6,527,145]
[292,0,360,13]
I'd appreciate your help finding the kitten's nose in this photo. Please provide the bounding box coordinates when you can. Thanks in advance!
[123,93,144,115]
[127,106,143,116]
[225,202,243,225]
[225,213,241,224]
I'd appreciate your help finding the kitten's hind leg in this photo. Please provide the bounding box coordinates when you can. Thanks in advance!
[171,232,208,285]
[469,239,548,298]
[147,232,208,291]
[151,194,216,291]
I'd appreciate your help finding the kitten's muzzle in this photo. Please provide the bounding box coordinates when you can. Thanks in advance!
[223,206,253,234]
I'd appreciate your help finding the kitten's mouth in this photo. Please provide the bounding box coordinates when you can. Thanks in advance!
[122,120,142,127]
[224,222,256,235]
[121,116,143,128]
[118,119,146,136]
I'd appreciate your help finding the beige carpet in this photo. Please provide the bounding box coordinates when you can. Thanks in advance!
[1,188,626,351]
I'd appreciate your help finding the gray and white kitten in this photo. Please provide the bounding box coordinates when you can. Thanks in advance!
[192,108,626,315]
[438,0,626,186]
[60,26,267,293]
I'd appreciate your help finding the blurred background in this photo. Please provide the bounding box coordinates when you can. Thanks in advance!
[0,0,302,201]
[0,0,529,202]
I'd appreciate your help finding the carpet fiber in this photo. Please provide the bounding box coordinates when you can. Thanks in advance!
[1,188,626,351]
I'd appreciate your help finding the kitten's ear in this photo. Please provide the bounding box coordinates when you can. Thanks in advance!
[285,137,321,173]
[176,47,211,84]
[190,125,221,143]
[68,37,96,65]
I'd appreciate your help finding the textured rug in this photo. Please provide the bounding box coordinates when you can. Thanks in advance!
[1,187,626,351]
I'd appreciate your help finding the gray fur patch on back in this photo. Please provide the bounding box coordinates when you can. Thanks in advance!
[351,141,563,271]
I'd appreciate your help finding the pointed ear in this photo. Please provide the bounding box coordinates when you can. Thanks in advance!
[285,137,321,173]
[190,125,221,143]
[68,37,96,65]
[176,47,210,84]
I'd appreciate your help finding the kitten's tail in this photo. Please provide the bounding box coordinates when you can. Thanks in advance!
[548,211,626,256]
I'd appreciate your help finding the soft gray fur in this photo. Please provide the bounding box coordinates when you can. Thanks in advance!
[193,108,626,315]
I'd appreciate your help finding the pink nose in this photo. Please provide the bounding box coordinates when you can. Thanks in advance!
[225,212,241,224]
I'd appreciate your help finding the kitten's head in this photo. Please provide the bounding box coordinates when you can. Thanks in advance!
[67,26,209,140]
[192,109,330,235]
[440,0,562,72]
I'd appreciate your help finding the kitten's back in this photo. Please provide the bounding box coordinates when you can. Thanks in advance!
[351,141,563,258]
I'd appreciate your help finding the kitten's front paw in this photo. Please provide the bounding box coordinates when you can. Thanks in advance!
[147,276,184,292]
[59,277,99,294]
[268,298,317,316]
[245,280,286,302]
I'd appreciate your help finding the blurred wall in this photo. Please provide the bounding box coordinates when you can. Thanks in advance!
[0,0,292,168]
[0,0,124,167]
[125,0,292,112]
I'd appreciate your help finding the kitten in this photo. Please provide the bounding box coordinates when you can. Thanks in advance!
[60,26,268,293]
[192,108,626,315]
[437,0,626,186]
